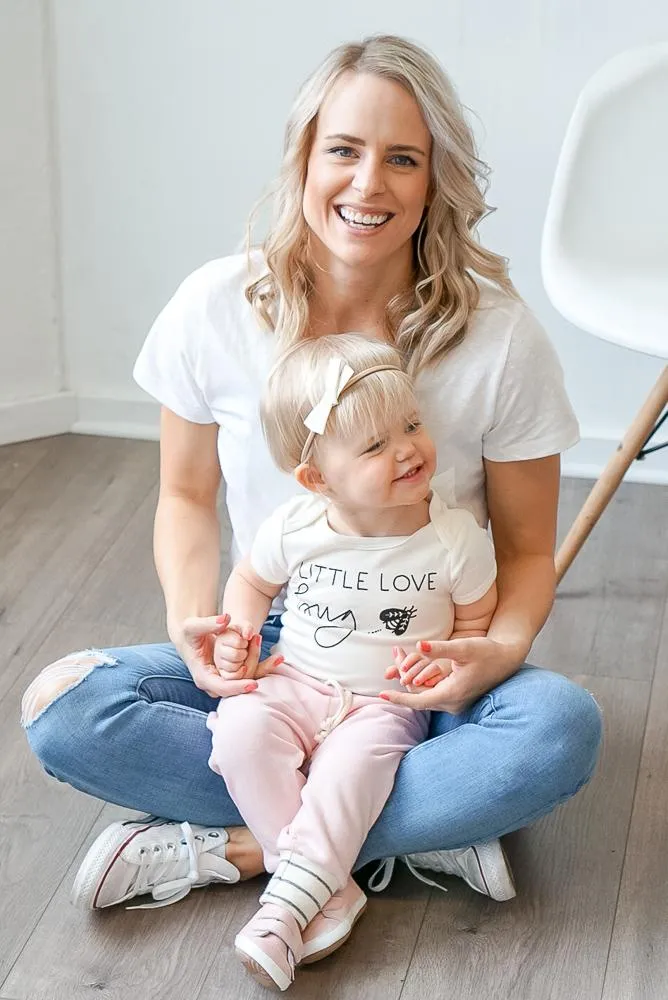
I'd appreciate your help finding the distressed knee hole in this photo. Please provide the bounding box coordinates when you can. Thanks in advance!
[21,649,117,726]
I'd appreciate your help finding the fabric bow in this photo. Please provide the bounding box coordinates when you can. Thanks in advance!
[304,357,355,435]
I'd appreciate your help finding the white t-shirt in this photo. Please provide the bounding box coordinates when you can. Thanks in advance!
[133,252,579,611]
[250,491,496,696]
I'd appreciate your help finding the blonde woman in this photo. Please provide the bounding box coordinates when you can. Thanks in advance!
[22,35,601,938]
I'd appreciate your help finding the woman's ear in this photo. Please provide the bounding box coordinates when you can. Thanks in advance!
[295,461,326,494]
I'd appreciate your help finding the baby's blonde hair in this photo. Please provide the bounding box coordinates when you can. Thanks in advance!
[261,334,419,473]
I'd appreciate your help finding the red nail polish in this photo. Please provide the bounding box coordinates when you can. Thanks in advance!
[254,634,262,646]
[244,683,257,693]
[216,614,228,624]
[274,655,284,666]
[379,693,390,700]
[419,641,431,652]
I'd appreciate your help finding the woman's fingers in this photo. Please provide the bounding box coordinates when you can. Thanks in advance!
[183,613,230,637]
[379,686,440,710]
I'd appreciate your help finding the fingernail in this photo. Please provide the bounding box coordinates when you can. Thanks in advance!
[273,655,284,666]
[419,641,431,652]
[254,634,262,647]
[244,683,257,693]
[216,614,228,624]
[379,693,390,700]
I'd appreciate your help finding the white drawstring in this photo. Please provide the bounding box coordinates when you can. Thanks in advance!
[314,679,354,744]
[367,856,449,894]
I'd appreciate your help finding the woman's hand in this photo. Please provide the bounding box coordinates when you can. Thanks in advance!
[175,614,280,699]
[380,636,527,713]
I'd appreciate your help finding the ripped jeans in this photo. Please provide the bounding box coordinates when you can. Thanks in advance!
[21,622,603,866]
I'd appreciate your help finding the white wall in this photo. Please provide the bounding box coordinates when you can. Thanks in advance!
[5,0,668,478]
[0,1,74,445]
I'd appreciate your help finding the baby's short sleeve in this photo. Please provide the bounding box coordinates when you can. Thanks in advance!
[444,509,497,605]
[249,507,291,586]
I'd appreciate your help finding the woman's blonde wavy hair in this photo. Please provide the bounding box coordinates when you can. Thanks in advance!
[246,34,517,375]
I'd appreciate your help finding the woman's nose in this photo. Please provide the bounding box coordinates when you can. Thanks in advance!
[352,156,386,199]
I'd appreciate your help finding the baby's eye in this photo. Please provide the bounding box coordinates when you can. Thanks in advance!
[406,420,422,433]
[364,438,385,455]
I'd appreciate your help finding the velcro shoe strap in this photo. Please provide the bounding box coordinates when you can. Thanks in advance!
[260,854,338,930]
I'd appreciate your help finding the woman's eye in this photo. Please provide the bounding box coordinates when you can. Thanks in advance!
[389,154,417,167]
[327,146,357,159]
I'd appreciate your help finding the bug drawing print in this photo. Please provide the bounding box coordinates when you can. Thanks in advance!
[379,606,417,636]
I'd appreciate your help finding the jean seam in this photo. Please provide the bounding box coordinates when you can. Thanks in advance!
[135,672,215,721]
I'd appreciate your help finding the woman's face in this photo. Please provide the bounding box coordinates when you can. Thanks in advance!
[302,72,432,274]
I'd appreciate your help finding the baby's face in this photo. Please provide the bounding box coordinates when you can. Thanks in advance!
[316,412,436,512]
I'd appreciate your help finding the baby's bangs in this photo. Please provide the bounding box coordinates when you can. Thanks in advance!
[329,370,419,443]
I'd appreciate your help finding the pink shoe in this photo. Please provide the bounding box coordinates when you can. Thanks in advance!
[235,903,304,992]
[301,877,367,964]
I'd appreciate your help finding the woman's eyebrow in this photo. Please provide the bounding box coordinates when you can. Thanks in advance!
[323,133,427,156]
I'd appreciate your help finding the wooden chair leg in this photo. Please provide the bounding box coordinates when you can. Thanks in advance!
[556,364,668,584]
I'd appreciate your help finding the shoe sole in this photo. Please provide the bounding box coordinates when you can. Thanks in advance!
[472,841,516,902]
[300,898,367,964]
[235,939,292,992]
[70,819,161,909]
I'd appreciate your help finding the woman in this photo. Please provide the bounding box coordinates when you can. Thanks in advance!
[21,35,601,935]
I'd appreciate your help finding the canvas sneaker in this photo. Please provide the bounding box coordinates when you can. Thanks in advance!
[71,816,241,910]
[368,838,516,902]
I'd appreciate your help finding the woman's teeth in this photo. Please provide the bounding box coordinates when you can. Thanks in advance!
[337,206,390,227]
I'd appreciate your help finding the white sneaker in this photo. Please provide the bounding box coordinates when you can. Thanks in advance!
[71,817,241,909]
[368,839,516,902]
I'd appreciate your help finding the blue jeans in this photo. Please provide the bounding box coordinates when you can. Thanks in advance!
[24,622,602,868]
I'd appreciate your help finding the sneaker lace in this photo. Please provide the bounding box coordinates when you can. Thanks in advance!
[366,856,448,895]
[127,821,235,910]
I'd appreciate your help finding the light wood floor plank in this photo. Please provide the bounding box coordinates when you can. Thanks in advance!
[0,438,50,511]
[0,436,159,702]
[533,479,668,681]
[395,676,650,1000]
[601,598,668,1000]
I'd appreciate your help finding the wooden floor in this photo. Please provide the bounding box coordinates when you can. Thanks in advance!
[1,434,667,1000]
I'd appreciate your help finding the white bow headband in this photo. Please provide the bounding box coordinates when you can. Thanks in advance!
[300,357,402,464]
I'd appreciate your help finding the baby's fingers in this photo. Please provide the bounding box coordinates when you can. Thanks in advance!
[410,662,444,687]
[399,657,432,685]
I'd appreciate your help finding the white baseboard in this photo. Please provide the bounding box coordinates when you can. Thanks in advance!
[0,392,77,446]
[71,395,160,441]
[3,394,668,486]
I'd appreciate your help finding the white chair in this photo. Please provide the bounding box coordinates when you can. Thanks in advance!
[542,43,668,583]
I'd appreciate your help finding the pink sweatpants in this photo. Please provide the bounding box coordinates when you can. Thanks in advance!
[207,663,429,888]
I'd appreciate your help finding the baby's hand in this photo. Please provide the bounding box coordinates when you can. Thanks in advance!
[213,621,255,680]
[385,645,453,690]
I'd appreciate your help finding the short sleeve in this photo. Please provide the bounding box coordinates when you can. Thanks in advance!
[133,269,216,425]
[447,510,497,605]
[483,307,580,462]
[249,508,290,586]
